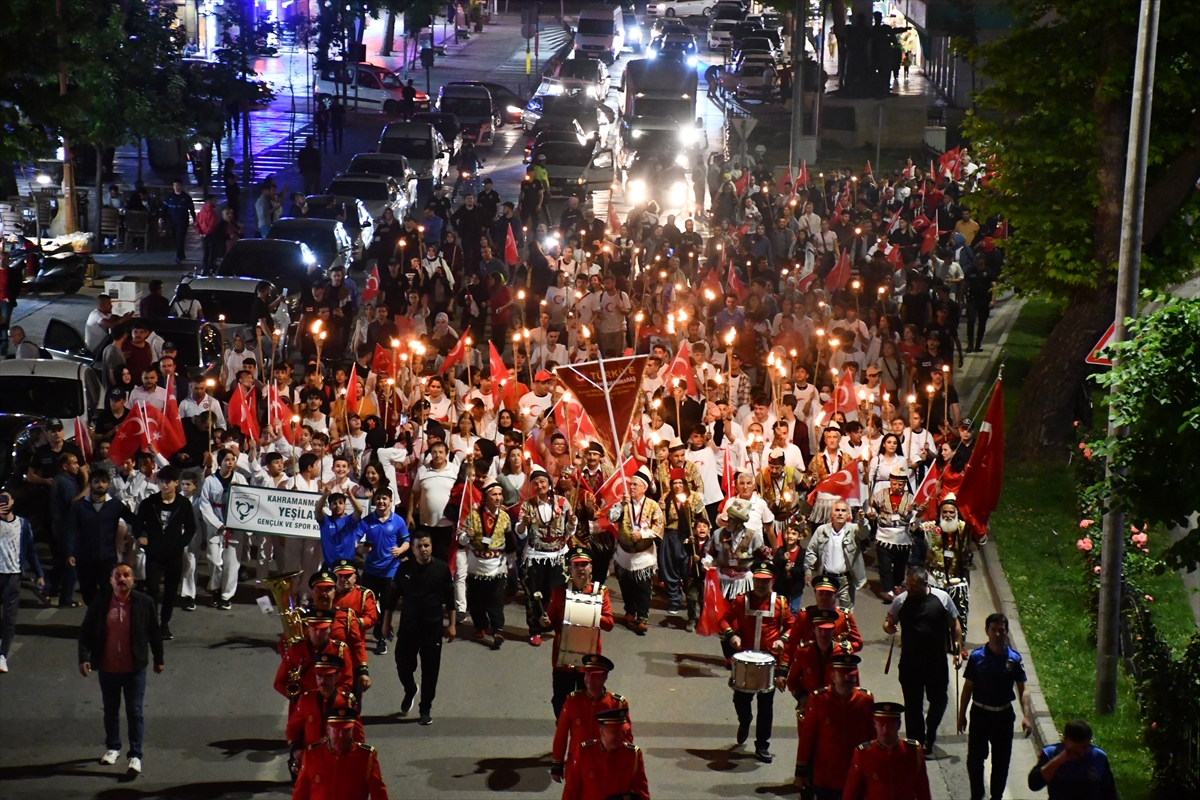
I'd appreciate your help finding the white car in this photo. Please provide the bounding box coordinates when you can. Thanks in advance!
[557,58,611,101]
[325,173,410,224]
[707,19,737,49]
[646,0,713,18]
[173,276,293,342]
[315,62,430,116]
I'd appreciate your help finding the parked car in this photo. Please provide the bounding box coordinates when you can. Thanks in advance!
[410,112,464,161]
[42,315,226,377]
[718,54,780,101]
[378,121,451,188]
[303,195,375,265]
[173,275,294,343]
[649,16,690,41]
[459,82,528,125]
[346,153,417,206]
[651,31,701,66]
[622,6,644,53]
[325,173,409,224]
[732,36,782,64]
[0,358,99,488]
[315,61,430,116]
[436,83,500,146]
[219,238,326,298]
[646,0,713,19]
[707,18,738,49]
[264,219,351,273]
[557,57,612,101]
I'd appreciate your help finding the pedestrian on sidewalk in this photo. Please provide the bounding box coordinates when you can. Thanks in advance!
[223,158,241,222]
[958,612,1035,800]
[1028,719,1117,800]
[0,490,45,674]
[330,101,346,154]
[298,136,323,197]
[402,80,417,121]
[315,104,331,149]
[255,180,285,238]
[77,562,164,776]
[195,195,220,274]
[162,180,196,265]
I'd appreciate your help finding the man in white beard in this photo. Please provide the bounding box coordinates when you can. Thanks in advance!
[917,494,975,634]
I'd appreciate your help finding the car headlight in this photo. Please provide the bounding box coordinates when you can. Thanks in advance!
[302,248,317,266]
[631,129,644,139]
[630,28,642,42]
[687,56,698,66]
[629,180,646,204]
[545,83,562,96]
[669,181,686,205]
[577,177,586,185]
[675,153,689,168]
[679,127,698,145]
[506,105,523,115]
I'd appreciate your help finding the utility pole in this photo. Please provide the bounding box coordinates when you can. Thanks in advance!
[789,0,817,171]
[56,0,77,234]
[1095,0,1160,715]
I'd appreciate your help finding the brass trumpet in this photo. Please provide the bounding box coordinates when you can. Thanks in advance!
[257,571,305,699]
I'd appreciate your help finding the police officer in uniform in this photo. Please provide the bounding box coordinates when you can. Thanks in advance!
[957,612,1035,800]
[561,707,649,800]
[293,706,389,799]
[795,654,875,799]
[550,654,633,784]
[843,702,932,800]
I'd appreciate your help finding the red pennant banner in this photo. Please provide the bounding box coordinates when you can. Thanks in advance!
[553,355,649,466]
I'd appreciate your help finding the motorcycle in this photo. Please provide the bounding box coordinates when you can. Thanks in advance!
[10,236,91,295]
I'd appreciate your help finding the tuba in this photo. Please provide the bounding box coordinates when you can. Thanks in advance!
[257,571,305,646]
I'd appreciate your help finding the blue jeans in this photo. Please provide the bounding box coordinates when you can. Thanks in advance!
[99,668,147,758]
[788,594,804,616]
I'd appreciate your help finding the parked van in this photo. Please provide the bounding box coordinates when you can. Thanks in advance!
[315,61,430,116]
[576,6,625,64]
[378,122,451,187]
[436,83,500,147]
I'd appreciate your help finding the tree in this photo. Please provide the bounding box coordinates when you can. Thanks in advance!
[1086,295,1200,570]
[962,0,1200,460]
[212,2,277,185]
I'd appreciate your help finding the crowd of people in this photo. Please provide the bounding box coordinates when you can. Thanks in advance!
[0,150,1121,799]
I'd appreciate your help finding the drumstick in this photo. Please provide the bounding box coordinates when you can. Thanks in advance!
[884,633,896,674]
[532,591,544,623]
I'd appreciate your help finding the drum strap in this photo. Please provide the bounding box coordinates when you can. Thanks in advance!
[744,592,778,652]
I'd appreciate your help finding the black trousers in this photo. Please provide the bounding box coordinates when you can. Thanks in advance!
[77,558,117,608]
[172,221,187,261]
[876,543,911,593]
[899,663,949,748]
[426,526,453,565]
[394,624,443,715]
[144,558,182,626]
[966,302,991,350]
[658,530,687,607]
[967,705,1015,800]
[466,574,505,634]
[520,557,565,635]
[732,688,775,749]
[0,573,20,657]
[587,544,614,588]
[551,670,586,719]
[615,566,653,621]
[359,572,394,642]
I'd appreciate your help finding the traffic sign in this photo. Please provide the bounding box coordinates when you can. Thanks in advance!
[729,118,757,140]
[1086,322,1116,366]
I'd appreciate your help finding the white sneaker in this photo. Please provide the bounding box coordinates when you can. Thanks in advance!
[0,655,8,673]
[127,756,142,774]
[100,750,120,765]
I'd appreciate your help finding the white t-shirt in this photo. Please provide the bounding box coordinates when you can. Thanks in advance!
[416,462,459,528]
[823,528,848,573]
[544,286,571,325]
[86,309,114,352]
[685,447,723,505]
[518,391,555,432]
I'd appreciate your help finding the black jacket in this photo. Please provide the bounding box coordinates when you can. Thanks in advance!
[78,587,164,672]
[136,492,197,563]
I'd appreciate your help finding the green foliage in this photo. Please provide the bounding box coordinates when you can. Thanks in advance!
[962,0,1200,295]
[1085,294,1200,569]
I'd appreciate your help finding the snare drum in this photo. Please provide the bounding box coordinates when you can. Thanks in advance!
[556,588,603,669]
[730,651,776,693]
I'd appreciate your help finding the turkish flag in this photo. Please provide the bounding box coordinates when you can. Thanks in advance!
[913,462,941,521]
[824,249,851,293]
[956,379,1005,538]
[596,457,640,511]
[796,159,809,188]
[607,200,621,233]
[555,392,601,451]
[109,411,147,465]
[439,331,472,375]
[722,441,736,495]
[921,212,939,255]
[886,206,901,234]
[142,401,185,459]
[695,568,730,636]
[864,160,872,176]
[814,369,858,428]
[806,461,861,506]
[371,343,394,377]
[504,224,519,267]
[887,244,904,271]
[110,403,184,464]
[361,265,380,303]
[345,364,359,415]
[902,161,915,179]
[911,214,932,231]
[73,417,92,463]
[726,263,749,303]
[488,341,514,409]
[841,180,852,204]
[665,340,697,396]
[700,268,723,299]
[227,384,260,441]
[267,385,296,443]
[939,147,963,181]
[734,170,749,197]
[776,166,793,195]
[163,376,187,453]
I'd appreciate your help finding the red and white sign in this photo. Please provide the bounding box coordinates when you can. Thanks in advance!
[1085,323,1116,366]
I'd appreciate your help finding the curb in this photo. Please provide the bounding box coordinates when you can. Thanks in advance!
[979,541,1060,752]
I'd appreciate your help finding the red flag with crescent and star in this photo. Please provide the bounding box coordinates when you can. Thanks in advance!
[361,265,380,303]
[163,376,187,451]
[727,263,749,303]
[796,159,809,188]
[956,379,1005,538]
[824,249,851,293]
[665,340,697,396]
[371,343,393,377]
[806,461,861,506]
[594,457,641,534]
[267,385,296,443]
[921,211,940,255]
[913,462,942,521]
[227,384,260,441]
[814,370,858,429]
[439,331,471,375]
[504,224,520,267]
[776,166,793,195]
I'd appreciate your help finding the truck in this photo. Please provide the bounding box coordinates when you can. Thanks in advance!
[620,58,698,123]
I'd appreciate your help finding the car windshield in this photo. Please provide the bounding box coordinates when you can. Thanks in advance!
[539,144,593,167]
[307,203,360,231]
[441,97,490,118]
[560,61,599,80]
[327,180,389,201]
[269,227,335,255]
[627,128,680,152]
[188,291,258,323]
[349,157,404,177]
[578,19,614,36]
[380,137,433,159]
[0,376,83,418]
[376,70,403,89]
